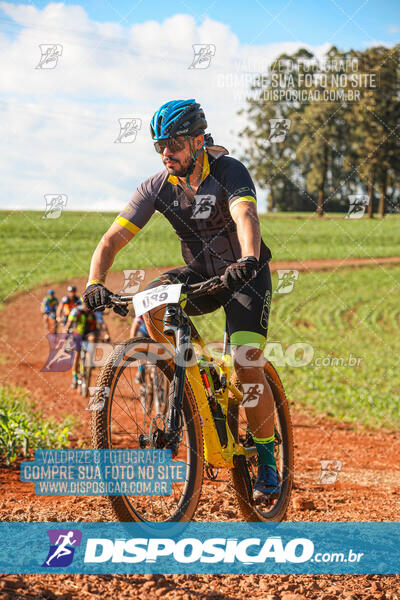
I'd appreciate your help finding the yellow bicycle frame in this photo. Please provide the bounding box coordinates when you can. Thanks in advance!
[185,335,256,468]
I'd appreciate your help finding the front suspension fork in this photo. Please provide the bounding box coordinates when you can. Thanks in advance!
[163,305,190,453]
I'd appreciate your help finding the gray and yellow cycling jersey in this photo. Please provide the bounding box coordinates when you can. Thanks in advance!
[115,149,271,278]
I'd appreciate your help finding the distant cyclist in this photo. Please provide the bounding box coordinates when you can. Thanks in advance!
[41,289,59,333]
[130,314,149,339]
[57,285,80,327]
[94,310,111,342]
[64,303,98,389]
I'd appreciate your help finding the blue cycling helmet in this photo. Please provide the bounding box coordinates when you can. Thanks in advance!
[48,289,54,295]
[150,99,207,140]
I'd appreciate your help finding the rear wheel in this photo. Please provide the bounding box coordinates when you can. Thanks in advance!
[91,338,204,522]
[228,361,294,522]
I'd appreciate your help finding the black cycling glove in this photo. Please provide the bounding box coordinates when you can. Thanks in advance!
[83,283,111,312]
[223,256,258,291]
[83,283,129,316]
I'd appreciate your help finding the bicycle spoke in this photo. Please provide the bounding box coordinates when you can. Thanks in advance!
[105,353,193,521]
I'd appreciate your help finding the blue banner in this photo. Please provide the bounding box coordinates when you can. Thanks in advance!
[0,523,399,574]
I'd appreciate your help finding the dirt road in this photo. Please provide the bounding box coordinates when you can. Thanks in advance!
[0,262,399,599]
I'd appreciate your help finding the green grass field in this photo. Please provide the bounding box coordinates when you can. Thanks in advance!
[1,210,399,429]
[1,210,399,302]
[192,265,400,430]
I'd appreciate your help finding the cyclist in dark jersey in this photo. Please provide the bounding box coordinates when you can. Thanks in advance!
[83,99,279,501]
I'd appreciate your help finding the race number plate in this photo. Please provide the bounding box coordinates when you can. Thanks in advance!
[132,284,183,317]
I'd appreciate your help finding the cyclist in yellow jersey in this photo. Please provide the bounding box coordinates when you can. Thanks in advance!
[65,303,98,389]
[83,99,279,501]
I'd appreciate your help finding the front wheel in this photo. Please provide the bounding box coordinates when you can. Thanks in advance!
[91,338,204,522]
[228,360,294,522]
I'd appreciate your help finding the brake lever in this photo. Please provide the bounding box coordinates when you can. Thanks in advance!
[113,304,129,317]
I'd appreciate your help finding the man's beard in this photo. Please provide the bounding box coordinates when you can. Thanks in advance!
[163,155,193,177]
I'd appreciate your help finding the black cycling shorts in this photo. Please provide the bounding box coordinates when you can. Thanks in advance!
[148,263,272,349]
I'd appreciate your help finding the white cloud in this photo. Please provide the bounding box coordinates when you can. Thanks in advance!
[0,2,333,211]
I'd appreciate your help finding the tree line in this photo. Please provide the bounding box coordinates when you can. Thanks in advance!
[240,45,400,217]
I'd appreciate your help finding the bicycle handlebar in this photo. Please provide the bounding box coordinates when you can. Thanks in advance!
[107,275,225,308]
[183,275,224,297]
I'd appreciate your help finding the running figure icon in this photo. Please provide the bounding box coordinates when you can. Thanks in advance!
[45,531,77,566]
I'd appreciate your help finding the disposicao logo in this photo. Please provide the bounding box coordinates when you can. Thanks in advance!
[42,529,82,567]
[83,536,314,564]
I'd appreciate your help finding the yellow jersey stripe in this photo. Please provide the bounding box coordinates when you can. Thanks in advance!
[114,216,141,236]
[230,195,257,211]
[201,150,210,181]
[168,174,178,185]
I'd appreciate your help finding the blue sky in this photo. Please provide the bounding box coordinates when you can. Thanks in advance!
[0,1,398,211]
[12,0,399,48]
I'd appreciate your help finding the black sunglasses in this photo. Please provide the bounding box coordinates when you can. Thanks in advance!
[154,136,187,154]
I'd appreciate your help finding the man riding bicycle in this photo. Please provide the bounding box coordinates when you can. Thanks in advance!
[83,99,279,501]
[41,289,59,332]
[64,302,98,389]
[57,285,80,327]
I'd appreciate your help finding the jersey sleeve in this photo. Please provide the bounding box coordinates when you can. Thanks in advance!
[220,158,257,211]
[68,308,78,323]
[114,178,156,236]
